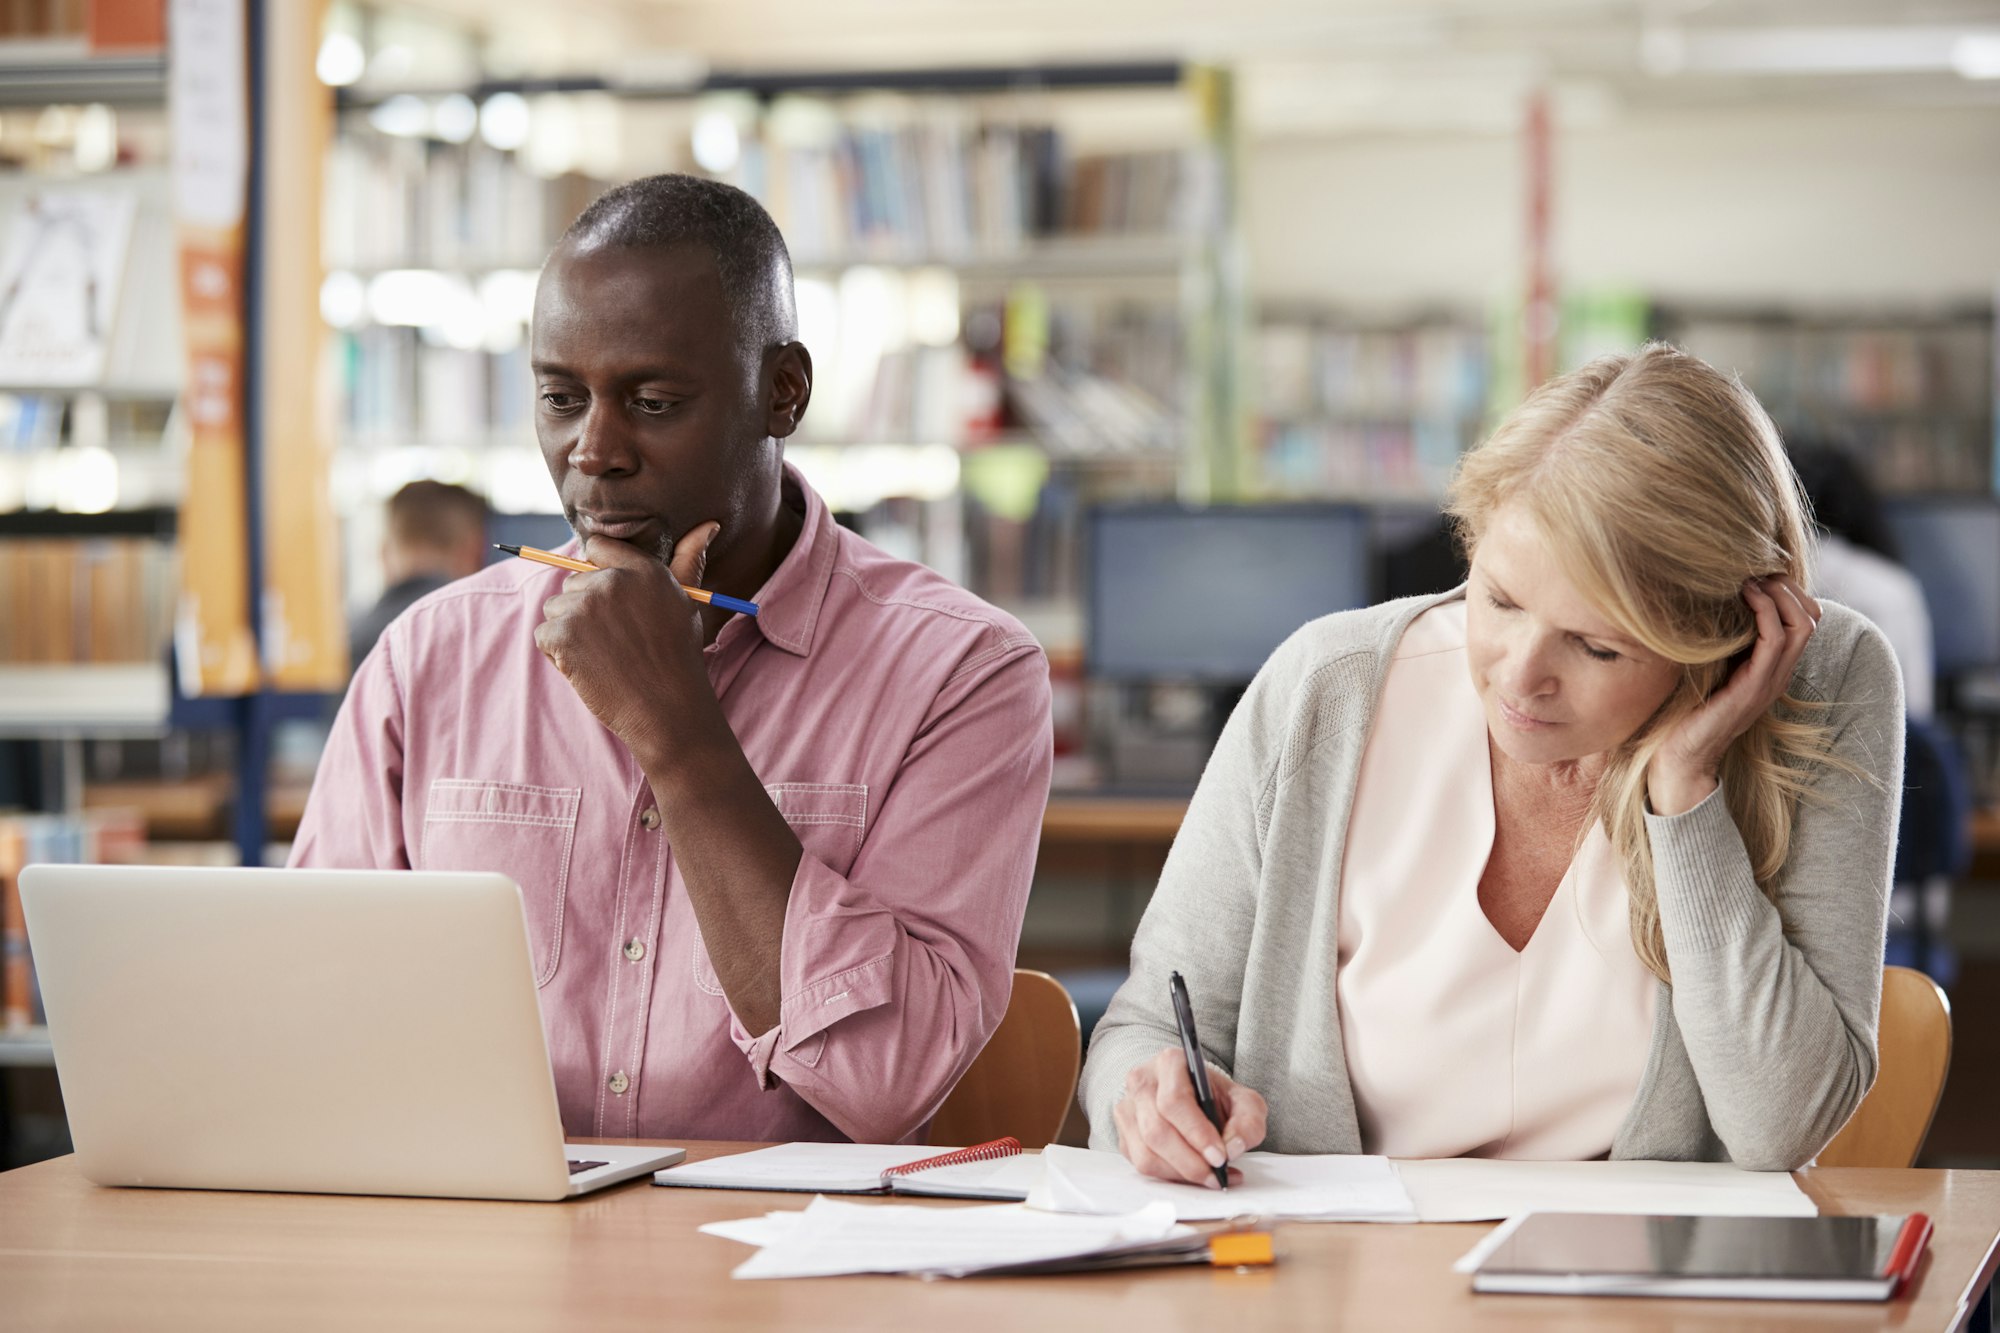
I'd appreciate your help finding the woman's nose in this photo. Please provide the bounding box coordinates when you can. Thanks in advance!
[1495,639,1557,697]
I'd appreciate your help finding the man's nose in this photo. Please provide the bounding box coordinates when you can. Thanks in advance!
[568,406,637,477]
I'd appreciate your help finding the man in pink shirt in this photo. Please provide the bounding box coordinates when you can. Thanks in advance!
[292,175,1053,1146]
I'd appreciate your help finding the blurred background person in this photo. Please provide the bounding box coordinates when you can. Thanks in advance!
[349,480,491,671]
[1792,439,1935,720]
[1793,437,1968,981]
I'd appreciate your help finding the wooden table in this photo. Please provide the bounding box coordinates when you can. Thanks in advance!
[4,1142,1997,1331]
[1040,794,1190,846]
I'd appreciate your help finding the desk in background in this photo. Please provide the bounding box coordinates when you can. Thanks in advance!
[3,1142,1997,1332]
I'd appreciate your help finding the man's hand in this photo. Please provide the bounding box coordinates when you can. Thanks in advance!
[532,522,723,768]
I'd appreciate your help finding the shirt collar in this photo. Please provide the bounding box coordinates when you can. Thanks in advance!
[743,461,839,658]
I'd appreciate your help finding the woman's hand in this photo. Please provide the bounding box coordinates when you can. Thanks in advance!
[1112,1047,1268,1187]
[1648,574,1821,816]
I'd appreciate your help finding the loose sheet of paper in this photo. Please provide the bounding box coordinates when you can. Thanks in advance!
[722,1196,1188,1279]
[1394,1158,1818,1223]
[699,1212,808,1248]
[1451,1216,1530,1273]
[1029,1144,1418,1222]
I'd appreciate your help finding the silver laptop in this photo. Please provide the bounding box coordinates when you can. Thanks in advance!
[19,864,685,1201]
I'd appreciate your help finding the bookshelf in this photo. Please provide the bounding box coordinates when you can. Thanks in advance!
[1656,305,1997,496]
[0,666,171,734]
[320,61,1242,620]
[0,4,346,870]
[1250,312,1490,502]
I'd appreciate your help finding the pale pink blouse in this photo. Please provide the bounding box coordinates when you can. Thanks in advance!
[1335,600,1657,1160]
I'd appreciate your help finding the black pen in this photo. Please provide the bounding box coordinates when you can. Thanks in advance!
[1168,969,1230,1191]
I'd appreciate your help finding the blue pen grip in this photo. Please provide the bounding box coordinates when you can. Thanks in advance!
[707,592,760,617]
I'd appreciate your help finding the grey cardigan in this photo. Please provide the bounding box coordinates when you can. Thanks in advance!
[1080,589,1904,1170]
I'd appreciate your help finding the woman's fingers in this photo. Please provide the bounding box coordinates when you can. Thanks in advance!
[1132,1092,1226,1186]
[1153,1066,1229,1169]
[1755,577,1817,697]
[1213,1072,1268,1159]
[1115,1051,1274,1186]
[1115,1050,1227,1187]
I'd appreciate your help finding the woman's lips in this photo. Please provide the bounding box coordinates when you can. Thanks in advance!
[1497,697,1557,730]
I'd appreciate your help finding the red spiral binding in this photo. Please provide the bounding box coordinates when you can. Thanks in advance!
[880,1136,1023,1177]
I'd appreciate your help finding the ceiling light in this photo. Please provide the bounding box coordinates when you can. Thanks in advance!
[316,31,365,87]
[479,93,531,152]
[1952,34,2000,79]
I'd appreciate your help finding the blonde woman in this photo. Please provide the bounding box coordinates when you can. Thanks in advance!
[1081,344,1903,1181]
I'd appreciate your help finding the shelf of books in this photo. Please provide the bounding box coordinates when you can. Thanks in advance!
[0,91,181,732]
[0,806,147,1066]
[320,67,1235,619]
[1250,314,1490,502]
[1657,305,1996,496]
[1238,292,1953,506]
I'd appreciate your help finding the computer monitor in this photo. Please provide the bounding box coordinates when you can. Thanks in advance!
[1086,503,1372,682]
[1883,495,2000,675]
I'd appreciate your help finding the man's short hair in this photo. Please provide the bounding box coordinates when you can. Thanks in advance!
[560,173,797,359]
[387,480,489,553]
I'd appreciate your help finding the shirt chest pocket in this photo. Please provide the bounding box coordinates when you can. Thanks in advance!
[692,781,867,998]
[421,779,581,988]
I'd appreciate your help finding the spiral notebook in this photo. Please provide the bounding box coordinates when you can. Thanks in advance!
[653,1138,1039,1200]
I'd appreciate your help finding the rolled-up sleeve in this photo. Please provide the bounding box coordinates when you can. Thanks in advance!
[727,643,1052,1143]
[288,631,410,870]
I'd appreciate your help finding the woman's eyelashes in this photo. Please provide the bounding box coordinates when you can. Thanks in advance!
[1486,593,1621,662]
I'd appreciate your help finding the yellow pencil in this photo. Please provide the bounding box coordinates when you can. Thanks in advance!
[493,544,760,617]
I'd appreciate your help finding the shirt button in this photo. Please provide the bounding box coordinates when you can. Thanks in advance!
[640,807,660,831]
[608,1071,630,1095]
[623,938,646,962]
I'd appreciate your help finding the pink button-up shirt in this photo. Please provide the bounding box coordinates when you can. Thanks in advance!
[291,466,1052,1145]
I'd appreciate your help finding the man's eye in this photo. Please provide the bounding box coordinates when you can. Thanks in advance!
[633,397,675,415]
[540,392,580,412]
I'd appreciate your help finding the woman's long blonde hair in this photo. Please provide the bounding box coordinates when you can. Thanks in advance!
[1446,343,1832,984]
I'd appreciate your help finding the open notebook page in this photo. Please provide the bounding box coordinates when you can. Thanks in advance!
[655,1143,926,1193]
[889,1154,1044,1200]
[1030,1144,1418,1222]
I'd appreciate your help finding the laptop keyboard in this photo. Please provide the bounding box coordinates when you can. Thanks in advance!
[567,1159,610,1175]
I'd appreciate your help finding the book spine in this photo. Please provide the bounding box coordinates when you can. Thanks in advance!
[1,822,30,1032]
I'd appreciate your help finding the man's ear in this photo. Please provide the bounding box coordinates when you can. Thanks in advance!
[766,342,813,440]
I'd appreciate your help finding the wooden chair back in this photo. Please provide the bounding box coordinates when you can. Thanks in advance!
[931,969,1081,1150]
[1817,966,1952,1168]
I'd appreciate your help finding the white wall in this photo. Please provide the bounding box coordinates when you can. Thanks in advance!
[1246,103,2000,312]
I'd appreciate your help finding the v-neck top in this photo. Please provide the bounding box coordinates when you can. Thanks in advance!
[1334,600,1657,1160]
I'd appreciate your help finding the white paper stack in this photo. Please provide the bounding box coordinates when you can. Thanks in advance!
[706,1196,1190,1279]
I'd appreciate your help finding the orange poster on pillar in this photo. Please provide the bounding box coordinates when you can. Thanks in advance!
[259,0,349,690]
[169,0,259,696]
